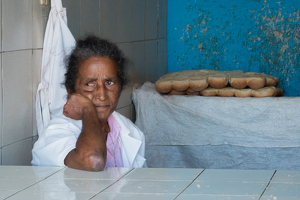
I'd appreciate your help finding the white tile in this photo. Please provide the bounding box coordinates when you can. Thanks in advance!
[116,0,132,43]
[145,0,158,40]
[145,40,158,83]
[272,170,300,183]
[102,180,191,194]
[182,181,268,196]
[260,196,300,200]
[80,0,100,37]
[33,1,49,49]
[131,41,146,84]
[6,190,96,200]
[123,168,204,181]
[158,38,167,78]
[55,167,133,180]
[117,43,132,64]
[117,83,134,110]
[116,105,132,120]
[2,0,33,51]
[131,0,145,41]
[32,50,42,137]
[32,136,38,146]
[116,42,134,102]
[100,0,118,43]
[28,176,116,192]
[0,54,2,148]
[0,2,2,52]
[158,0,167,39]
[2,139,33,166]
[177,194,260,200]
[0,177,40,191]
[2,51,33,146]
[62,0,80,39]
[196,169,275,183]
[92,193,177,200]
[263,183,300,197]
[0,166,63,178]
[0,191,17,199]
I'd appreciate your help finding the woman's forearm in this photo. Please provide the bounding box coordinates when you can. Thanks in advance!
[64,107,107,171]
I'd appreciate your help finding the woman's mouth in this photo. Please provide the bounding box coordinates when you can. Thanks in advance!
[94,105,109,111]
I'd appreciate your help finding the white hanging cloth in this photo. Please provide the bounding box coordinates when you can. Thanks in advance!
[36,0,76,135]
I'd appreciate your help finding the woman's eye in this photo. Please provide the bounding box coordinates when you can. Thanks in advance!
[107,81,113,85]
[86,82,94,87]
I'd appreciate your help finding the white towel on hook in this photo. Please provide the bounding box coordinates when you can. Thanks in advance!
[36,0,76,135]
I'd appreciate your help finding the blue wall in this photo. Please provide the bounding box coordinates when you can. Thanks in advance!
[167,0,300,96]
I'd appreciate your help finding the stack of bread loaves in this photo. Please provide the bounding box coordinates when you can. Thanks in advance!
[155,69,283,97]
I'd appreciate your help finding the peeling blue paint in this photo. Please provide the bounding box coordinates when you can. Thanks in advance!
[167,0,300,96]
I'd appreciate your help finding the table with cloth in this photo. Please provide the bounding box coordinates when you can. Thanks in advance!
[132,82,300,170]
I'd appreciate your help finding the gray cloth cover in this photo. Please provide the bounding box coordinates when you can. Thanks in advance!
[132,82,300,170]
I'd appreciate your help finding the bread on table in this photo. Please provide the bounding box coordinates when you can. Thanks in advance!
[234,88,252,97]
[207,72,229,89]
[252,87,277,97]
[155,69,282,97]
[217,87,236,97]
[167,90,187,95]
[189,74,208,91]
[155,72,176,93]
[186,88,200,95]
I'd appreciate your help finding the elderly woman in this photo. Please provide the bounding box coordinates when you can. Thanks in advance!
[32,35,146,171]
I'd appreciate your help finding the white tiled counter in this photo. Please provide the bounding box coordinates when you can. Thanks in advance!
[0,166,299,200]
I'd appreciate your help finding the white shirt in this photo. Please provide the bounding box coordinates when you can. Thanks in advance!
[32,111,146,168]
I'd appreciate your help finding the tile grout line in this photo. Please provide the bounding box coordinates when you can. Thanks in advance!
[88,168,136,200]
[173,169,206,200]
[258,170,277,200]
[3,167,67,200]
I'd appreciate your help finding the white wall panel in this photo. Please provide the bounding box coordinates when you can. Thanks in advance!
[145,0,158,40]
[158,0,167,39]
[32,50,42,137]
[2,139,32,165]
[33,1,49,48]
[158,38,167,78]
[2,50,33,146]
[2,0,33,51]
[62,0,80,39]
[116,0,132,43]
[131,41,146,84]
[131,0,145,42]
[80,0,100,36]
[0,54,2,149]
[100,0,118,42]
[145,40,158,83]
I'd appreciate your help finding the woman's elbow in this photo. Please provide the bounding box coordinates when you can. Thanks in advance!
[65,149,106,172]
[86,154,106,171]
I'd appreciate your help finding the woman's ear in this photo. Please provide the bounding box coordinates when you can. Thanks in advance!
[66,88,72,97]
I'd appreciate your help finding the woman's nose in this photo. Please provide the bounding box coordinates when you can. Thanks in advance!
[94,85,106,101]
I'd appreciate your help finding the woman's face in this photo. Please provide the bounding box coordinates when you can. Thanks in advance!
[74,57,121,122]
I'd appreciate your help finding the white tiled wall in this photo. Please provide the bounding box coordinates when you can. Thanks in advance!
[0,0,50,165]
[0,0,167,165]
[62,0,168,120]
[2,50,33,146]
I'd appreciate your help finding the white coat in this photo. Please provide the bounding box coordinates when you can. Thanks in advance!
[32,111,146,168]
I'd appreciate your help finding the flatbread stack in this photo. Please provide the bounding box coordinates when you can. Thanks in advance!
[155,69,283,97]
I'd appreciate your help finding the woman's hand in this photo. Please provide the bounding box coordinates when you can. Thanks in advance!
[63,93,94,120]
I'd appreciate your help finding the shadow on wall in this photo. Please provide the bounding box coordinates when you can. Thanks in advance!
[168,0,300,96]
